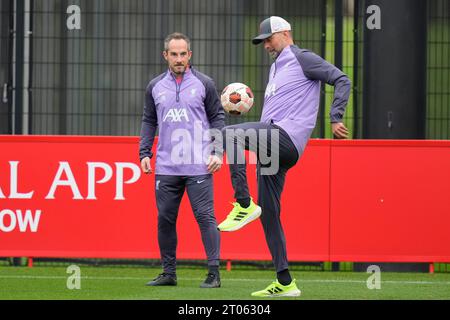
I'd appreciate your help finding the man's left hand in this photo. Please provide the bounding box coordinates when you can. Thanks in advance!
[331,122,349,139]
[207,155,222,173]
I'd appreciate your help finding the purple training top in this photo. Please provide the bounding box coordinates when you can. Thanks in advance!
[139,67,225,176]
[261,45,351,155]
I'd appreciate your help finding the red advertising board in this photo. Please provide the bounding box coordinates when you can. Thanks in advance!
[329,140,450,262]
[0,136,155,258]
[1,136,449,263]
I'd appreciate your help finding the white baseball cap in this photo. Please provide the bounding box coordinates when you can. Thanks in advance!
[252,16,292,45]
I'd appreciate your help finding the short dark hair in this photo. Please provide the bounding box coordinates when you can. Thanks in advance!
[164,32,191,51]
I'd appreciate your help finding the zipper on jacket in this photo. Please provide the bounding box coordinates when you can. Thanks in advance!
[171,72,183,103]
[176,79,181,102]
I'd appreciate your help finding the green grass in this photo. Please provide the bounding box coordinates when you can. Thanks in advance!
[1,266,450,300]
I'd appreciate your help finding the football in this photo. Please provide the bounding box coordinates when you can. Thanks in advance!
[220,82,254,115]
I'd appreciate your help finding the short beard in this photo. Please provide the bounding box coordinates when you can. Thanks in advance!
[171,65,185,75]
[268,50,280,60]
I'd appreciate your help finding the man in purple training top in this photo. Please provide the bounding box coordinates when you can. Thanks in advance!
[217,16,350,297]
[139,32,224,288]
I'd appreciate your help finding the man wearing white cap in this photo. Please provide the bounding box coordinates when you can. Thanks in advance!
[218,16,350,297]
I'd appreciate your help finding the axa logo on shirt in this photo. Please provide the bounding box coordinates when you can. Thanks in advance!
[163,108,190,122]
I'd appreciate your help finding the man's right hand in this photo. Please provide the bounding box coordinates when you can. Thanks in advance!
[141,157,152,174]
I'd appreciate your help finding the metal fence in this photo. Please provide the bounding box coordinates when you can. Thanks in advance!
[0,0,13,134]
[0,0,449,138]
[427,0,450,139]
[4,0,325,136]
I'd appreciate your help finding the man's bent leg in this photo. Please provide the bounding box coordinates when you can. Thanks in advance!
[222,122,275,205]
[219,122,280,231]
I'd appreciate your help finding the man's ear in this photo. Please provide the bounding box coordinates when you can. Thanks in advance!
[162,50,168,61]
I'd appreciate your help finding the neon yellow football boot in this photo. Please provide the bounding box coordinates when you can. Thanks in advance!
[217,198,261,232]
[251,279,301,298]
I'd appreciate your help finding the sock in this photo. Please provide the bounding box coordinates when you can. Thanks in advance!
[277,269,292,286]
[163,271,176,279]
[208,265,219,276]
[237,197,251,208]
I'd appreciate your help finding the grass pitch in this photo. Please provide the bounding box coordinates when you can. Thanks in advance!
[1,266,450,300]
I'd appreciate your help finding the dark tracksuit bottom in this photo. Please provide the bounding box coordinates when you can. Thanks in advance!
[222,122,299,273]
[155,174,220,275]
